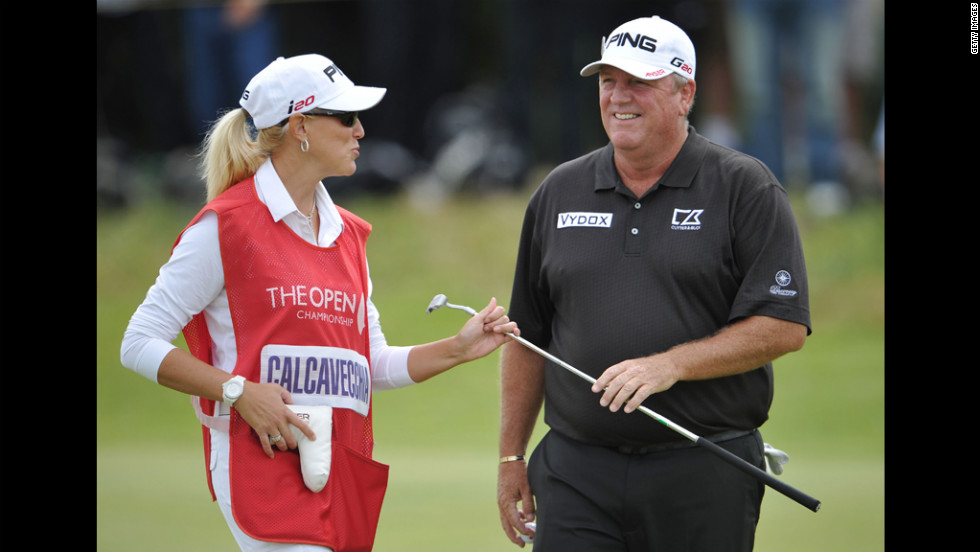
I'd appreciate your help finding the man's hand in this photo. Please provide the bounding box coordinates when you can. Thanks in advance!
[591,353,681,413]
[497,460,536,547]
[591,316,808,414]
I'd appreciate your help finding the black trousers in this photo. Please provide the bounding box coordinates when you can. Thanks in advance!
[527,429,765,552]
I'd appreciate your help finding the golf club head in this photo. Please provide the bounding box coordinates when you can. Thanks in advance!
[426,294,448,314]
[426,294,479,316]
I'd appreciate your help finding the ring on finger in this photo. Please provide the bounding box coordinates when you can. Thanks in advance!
[269,434,283,444]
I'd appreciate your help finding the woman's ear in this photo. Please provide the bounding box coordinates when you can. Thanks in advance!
[287,113,309,141]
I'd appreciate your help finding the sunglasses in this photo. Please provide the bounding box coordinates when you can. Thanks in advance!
[304,109,359,127]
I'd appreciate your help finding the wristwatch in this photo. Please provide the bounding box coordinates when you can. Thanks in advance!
[222,375,246,407]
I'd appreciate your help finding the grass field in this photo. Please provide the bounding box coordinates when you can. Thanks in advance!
[97,183,884,551]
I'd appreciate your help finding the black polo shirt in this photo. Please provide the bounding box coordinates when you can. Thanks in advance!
[508,127,811,447]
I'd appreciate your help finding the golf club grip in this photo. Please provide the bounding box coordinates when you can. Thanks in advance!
[695,437,821,512]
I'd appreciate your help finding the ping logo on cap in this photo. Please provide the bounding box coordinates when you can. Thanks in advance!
[323,63,344,82]
[582,17,696,80]
[605,32,659,53]
[600,31,693,77]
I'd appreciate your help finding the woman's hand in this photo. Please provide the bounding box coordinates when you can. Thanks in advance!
[455,297,520,362]
[406,297,520,383]
[155,346,316,458]
[232,382,317,458]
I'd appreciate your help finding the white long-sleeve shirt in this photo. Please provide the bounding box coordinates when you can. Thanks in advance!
[120,159,416,392]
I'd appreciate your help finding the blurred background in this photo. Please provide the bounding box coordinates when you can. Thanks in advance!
[97,1,884,550]
[97,0,883,212]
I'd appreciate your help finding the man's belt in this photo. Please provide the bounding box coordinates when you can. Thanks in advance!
[615,429,755,455]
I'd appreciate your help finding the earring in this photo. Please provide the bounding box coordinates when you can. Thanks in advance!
[301,138,310,153]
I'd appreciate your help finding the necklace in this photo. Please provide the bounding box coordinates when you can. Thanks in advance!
[305,202,316,225]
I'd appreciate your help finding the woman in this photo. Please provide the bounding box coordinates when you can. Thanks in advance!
[120,54,519,551]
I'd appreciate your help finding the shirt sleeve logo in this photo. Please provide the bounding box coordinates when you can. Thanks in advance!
[557,212,613,229]
[770,270,799,297]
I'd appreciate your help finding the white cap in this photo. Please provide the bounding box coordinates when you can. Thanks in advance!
[580,16,696,81]
[240,54,387,129]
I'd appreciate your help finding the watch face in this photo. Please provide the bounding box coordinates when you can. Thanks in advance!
[226,379,244,399]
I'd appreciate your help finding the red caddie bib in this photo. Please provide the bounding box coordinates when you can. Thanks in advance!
[179,179,388,551]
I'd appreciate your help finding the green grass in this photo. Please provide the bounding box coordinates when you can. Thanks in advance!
[97,186,884,551]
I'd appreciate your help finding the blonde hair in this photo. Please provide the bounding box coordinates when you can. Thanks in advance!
[199,108,289,201]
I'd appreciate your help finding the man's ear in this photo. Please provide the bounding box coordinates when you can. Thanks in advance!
[681,79,697,115]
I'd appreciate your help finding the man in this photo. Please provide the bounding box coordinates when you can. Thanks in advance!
[496,15,811,551]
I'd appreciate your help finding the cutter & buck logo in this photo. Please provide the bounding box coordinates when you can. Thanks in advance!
[671,208,703,230]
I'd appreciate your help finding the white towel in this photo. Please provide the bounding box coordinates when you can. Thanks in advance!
[286,405,334,492]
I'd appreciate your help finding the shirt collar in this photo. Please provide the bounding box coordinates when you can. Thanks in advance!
[254,159,345,245]
[255,159,298,222]
[594,125,707,195]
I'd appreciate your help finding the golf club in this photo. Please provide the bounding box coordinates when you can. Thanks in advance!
[426,294,821,513]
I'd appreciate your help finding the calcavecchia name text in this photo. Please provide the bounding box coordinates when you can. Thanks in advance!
[267,355,369,402]
[261,345,371,415]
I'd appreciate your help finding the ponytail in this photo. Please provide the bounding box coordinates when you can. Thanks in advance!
[198,108,289,201]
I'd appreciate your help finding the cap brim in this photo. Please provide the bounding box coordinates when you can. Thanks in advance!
[580,58,674,81]
[316,85,387,112]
